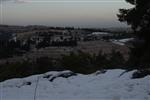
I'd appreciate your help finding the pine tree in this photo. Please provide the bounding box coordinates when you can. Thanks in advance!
[118,0,150,69]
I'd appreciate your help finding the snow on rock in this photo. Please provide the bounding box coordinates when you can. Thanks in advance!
[0,69,150,100]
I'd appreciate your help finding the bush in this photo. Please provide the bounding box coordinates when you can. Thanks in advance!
[127,40,150,70]
[94,50,125,69]
[61,51,96,74]
[108,50,125,69]
[35,57,55,73]
[0,62,33,82]
[0,57,55,82]
[0,50,126,81]
[61,50,126,74]
[94,51,109,69]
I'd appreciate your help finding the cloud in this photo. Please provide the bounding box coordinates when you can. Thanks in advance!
[1,0,29,3]
[1,0,124,3]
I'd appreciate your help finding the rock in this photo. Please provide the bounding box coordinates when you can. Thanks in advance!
[132,69,150,79]
[43,74,52,79]
[94,70,106,76]
[49,71,77,82]
[25,82,32,85]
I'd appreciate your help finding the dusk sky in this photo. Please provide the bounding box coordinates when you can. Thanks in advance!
[1,0,133,28]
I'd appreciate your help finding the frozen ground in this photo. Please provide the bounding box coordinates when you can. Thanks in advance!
[0,69,150,100]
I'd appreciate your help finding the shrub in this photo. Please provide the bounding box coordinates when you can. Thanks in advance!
[108,50,125,69]
[35,57,54,73]
[0,50,126,81]
[61,50,126,74]
[94,51,109,69]
[0,57,55,82]
[61,51,96,74]
[0,62,33,82]
[94,50,125,69]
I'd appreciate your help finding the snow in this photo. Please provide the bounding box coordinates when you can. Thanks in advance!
[0,69,150,100]
[118,38,134,43]
[92,32,109,35]
[111,38,134,46]
[112,41,125,46]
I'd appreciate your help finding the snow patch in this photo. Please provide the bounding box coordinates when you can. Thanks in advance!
[92,32,109,35]
[111,38,134,46]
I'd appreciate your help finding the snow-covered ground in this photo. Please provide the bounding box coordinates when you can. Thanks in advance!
[0,69,150,100]
[111,38,134,46]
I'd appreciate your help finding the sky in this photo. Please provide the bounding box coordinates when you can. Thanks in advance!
[0,0,133,28]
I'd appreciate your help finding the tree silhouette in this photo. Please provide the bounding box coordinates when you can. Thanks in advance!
[118,0,150,69]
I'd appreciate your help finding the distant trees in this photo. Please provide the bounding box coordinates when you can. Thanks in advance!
[0,34,78,59]
[51,40,77,47]
[0,39,31,59]
[118,0,150,69]
[36,36,77,49]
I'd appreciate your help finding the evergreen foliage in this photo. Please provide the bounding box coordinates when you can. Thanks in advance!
[61,50,125,74]
[118,0,150,69]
